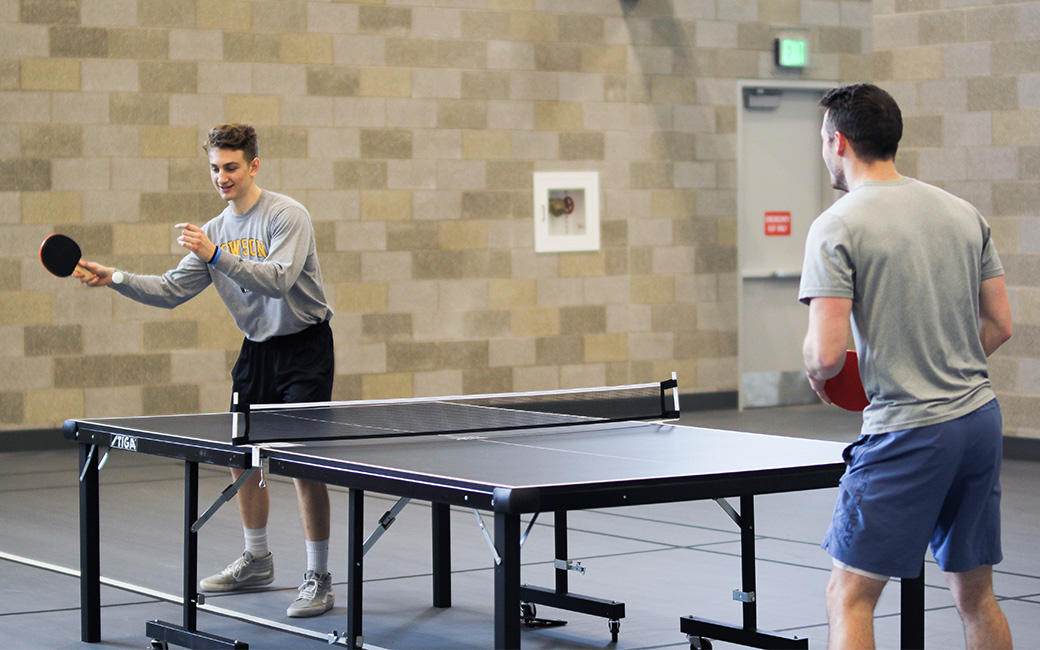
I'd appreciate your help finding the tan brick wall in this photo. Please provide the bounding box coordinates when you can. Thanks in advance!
[874,1,1040,440]
[1,0,872,429]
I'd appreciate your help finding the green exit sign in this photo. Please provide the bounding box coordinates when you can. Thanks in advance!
[775,37,808,68]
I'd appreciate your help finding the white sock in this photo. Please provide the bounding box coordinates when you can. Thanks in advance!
[244,527,269,557]
[306,538,329,575]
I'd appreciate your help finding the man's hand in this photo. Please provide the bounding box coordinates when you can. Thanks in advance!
[806,371,833,405]
[76,260,115,287]
[176,222,217,263]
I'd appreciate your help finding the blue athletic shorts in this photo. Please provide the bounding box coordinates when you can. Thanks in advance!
[822,399,1003,579]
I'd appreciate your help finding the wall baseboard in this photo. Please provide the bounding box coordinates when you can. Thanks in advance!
[1003,436,1040,462]
[1,429,67,453]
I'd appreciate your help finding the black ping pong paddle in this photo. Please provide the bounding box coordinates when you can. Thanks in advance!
[823,350,870,411]
[40,233,87,278]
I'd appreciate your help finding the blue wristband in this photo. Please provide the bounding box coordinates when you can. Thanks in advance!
[209,248,221,265]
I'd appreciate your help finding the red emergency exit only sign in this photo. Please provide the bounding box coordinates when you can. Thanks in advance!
[765,211,791,236]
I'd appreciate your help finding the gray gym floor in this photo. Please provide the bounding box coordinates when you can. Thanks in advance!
[2,405,1038,650]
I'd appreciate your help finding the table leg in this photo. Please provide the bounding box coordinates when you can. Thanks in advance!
[554,511,568,595]
[432,502,451,608]
[183,461,199,632]
[494,512,521,649]
[347,489,364,649]
[78,444,101,642]
[900,563,925,649]
[739,494,757,633]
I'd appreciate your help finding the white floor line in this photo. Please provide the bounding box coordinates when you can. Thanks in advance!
[0,549,388,650]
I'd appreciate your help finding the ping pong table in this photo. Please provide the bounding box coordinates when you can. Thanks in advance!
[64,380,926,650]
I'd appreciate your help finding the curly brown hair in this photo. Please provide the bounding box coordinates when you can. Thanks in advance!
[204,124,259,162]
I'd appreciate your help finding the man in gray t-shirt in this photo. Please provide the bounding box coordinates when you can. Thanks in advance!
[801,176,1004,434]
[800,85,1013,649]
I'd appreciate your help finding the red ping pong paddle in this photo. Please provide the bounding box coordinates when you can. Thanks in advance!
[40,233,87,278]
[823,350,870,411]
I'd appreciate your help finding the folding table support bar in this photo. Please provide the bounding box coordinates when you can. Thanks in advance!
[145,620,247,649]
[191,467,258,533]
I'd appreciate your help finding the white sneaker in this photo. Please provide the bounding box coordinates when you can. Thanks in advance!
[286,570,334,618]
[199,551,274,592]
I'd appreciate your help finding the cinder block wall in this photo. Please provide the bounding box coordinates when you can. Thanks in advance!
[12,1,1032,437]
[872,0,1040,440]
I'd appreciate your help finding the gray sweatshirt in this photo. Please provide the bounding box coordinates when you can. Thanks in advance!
[112,190,334,342]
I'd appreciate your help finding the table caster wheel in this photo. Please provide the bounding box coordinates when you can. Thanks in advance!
[608,619,620,643]
[149,640,168,650]
[520,602,536,620]
[688,636,712,650]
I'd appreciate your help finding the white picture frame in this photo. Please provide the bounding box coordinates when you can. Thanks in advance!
[533,171,600,253]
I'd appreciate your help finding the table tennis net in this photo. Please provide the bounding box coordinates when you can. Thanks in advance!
[232,378,679,445]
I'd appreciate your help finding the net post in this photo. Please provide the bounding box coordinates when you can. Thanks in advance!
[230,392,251,445]
[661,373,680,419]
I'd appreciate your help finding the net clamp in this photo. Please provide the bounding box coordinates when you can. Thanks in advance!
[732,589,756,603]
[554,559,586,575]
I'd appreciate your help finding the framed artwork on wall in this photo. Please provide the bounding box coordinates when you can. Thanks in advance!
[533,171,600,253]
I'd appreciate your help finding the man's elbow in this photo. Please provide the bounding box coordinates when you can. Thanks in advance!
[996,320,1013,348]
[981,319,1013,357]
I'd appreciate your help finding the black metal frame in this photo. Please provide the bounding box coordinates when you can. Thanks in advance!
[70,422,252,649]
[680,494,809,649]
[67,416,925,650]
[679,497,926,650]
[264,450,852,650]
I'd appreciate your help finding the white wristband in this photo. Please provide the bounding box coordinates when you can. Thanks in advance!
[111,271,124,285]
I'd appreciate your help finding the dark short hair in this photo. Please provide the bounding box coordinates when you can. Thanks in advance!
[819,84,902,163]
[205,123,259,162]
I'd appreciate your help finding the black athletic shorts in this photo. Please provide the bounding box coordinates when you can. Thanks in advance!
[231,320,334,407]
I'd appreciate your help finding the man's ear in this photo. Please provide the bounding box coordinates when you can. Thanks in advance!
[833,131,847,156]
[249,157,260,176]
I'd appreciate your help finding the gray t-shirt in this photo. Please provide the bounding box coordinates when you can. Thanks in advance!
[799,177,1003,434]
[112,190,334,342]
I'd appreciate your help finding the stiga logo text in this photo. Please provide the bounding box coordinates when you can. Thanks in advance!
[111,434,138,452]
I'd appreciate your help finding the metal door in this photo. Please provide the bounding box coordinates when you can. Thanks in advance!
[737,81,837,408]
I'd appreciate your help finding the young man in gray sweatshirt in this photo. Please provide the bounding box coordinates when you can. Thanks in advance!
[79,124,337,618]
